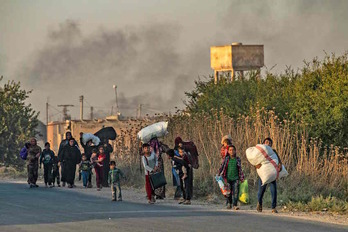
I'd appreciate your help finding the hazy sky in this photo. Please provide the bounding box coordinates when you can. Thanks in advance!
[1,0,348,122]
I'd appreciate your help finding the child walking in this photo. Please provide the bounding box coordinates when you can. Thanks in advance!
[218,145,245,210]
[91,147,106,190]
[40,142,55,188]
[79,154,92,188]
[108,161,124,201]
[52,154,60,187]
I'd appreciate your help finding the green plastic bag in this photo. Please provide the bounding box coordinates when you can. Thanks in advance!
[239,179,249,204]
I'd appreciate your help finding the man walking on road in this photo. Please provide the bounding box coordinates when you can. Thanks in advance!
[256,137,282,213]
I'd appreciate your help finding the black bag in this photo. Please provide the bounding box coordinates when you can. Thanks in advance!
[149,171,167,190]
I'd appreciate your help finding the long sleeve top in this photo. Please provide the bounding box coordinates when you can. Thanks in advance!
[142,152,158,175]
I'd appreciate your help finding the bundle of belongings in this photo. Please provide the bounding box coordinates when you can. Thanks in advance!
[246,144,288,185]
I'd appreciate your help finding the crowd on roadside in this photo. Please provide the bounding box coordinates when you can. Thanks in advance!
[22,131,282,213]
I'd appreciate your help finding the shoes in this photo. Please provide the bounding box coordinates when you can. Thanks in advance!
[151,196,156,203]
[257,203,262,212]
[178,199,186,204]
[183,200,191,205]
[49,185,53,188]
[272,208,278,214]
[34,184,39,188]
[112,199,116,201]
[68,184,73,188]
[87,183,92,188]
[97,188,101,191]
[233,206,240,210]
[29,184,35,188]
[57,184,61,187]
[227,203,232,209]
[148,200,154,204]
[62,182,66,187]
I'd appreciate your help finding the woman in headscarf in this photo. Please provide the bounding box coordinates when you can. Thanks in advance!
[60,138,81,188]
[27,138,42,188]
[149,137,166,199]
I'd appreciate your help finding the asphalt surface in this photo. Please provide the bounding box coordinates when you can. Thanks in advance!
[0,182,347,232]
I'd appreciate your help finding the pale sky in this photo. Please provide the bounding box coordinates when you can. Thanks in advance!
[1,0,348,122]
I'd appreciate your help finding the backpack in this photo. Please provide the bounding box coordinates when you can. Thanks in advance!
[182,141,199,169]
[19,147,28,160]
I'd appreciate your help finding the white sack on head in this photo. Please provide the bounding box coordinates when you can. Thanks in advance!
[137,121,168,144]
[82,133,100,146]
[246,144,288,185]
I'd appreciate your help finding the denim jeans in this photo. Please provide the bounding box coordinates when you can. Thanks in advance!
[257,178,277,209]
[81,171,89,187]
[227,180,239,206]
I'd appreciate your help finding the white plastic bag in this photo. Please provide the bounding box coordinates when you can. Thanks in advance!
[246,144,288,185]
[137,121,168,144]
[82,133,100,146]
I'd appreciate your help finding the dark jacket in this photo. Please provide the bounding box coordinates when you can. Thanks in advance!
[219,155,245,182]
[40,149,55,165]
[80,137,97,160]
[108,167,124,184]
[172,156,189,178]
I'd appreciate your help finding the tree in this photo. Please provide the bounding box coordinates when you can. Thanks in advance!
[0,76,39,170]
[185,53,348,147]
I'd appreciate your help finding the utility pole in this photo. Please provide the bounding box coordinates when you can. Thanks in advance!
[90,106,94,120]
[113,85,119,114]
[46,101,49,125]
[79,95,84,121]
[57,105,74,121]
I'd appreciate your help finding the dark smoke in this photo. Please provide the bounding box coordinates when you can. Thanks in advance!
[17,1,348,121]
[19,20,196,120]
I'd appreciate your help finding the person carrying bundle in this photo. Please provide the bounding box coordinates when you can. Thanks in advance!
[255,138,282,213]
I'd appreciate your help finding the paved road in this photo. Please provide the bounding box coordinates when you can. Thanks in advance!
[0,182,346,232]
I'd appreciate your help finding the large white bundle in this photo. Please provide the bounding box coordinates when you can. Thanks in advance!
[246,145,276,166]
[246,144,288,185]
[82,133,100,146]
[137,121,168,144]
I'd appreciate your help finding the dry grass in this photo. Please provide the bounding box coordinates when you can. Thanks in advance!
[114,108,348,212]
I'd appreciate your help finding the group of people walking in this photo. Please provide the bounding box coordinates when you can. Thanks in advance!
[24,131,121,198]
[24,131,281,212]
[141,136,195,205]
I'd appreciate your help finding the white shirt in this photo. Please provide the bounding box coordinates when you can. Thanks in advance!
[142,152,158,175]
